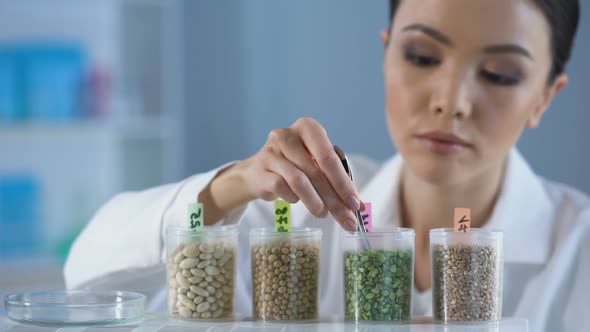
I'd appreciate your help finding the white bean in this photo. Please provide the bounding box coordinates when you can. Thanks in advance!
[179,258,199,269]
[196,301,210,313]
[179,306,192,318]
[176,272,190,289]
[183,243,201,258]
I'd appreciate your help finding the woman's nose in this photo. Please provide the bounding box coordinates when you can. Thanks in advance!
[429,74,473,120]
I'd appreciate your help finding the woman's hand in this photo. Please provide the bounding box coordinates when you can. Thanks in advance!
[234,117,361,231]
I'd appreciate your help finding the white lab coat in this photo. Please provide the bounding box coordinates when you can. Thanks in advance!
[64,150,590,331]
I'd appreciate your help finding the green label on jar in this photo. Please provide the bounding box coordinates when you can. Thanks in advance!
[274,200,291,233]
[344,249,413,321]
[188,202,204,231]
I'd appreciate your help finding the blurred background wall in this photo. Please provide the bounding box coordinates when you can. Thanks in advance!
[0,0,588,310]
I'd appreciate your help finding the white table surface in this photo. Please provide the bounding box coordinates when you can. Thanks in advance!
[0,313,528,332]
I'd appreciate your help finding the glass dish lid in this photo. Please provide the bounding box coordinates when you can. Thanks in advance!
[4,290,145,327]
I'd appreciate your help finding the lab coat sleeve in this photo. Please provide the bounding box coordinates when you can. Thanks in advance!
[563,209,590,331]
[63,162,248,303]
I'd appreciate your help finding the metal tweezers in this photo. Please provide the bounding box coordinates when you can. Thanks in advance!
[334,145,368,234]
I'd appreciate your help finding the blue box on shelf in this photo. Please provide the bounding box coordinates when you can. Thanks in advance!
[0,43,87,124]
[0,175,42,258]
[21,43,87,122]
[0,51,23,123]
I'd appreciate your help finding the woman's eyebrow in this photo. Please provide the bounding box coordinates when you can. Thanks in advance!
[402,23,452,46]
[484,44,534,61]
[401,23,534,61]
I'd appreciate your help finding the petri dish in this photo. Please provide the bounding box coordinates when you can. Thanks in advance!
[4,290,145,327]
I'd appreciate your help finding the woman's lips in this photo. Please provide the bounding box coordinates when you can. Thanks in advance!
[415,131,473,155]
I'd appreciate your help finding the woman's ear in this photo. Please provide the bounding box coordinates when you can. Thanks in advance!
[381,28,391,48]
[527,74,568,128]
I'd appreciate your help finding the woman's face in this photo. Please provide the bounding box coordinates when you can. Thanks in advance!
[384,0,566,185]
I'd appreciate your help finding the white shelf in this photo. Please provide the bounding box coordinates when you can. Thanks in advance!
[0,1,185,294]
[0,118,170,140]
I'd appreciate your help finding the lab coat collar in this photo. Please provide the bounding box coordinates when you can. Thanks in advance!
[359,149,552,264]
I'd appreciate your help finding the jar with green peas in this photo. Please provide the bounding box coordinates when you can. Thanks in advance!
[342,228,415,322]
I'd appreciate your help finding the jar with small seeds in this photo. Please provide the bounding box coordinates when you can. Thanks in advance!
[250,227,322,322]
[430,228,503,323]
[166,225,238,321]
[342,227,414,323]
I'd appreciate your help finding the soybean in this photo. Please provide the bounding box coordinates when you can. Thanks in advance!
[251,241,320,321]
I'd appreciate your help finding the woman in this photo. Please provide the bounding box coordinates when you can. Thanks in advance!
[65,0,587,330]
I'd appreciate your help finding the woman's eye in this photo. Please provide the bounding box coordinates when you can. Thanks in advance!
[480,70,521,86]
[404,50,440,67]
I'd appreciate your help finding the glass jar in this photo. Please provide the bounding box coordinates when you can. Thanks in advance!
[166,225,238,320]
[430,228,503,323]
[342,228,415,322]
[250,227,322,321]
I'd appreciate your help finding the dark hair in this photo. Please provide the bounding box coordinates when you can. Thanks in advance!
[389,0,580,83]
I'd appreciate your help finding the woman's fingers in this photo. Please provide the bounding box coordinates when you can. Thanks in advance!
[267,153,327,218]
[250,117,361,232]
[275,128,358,231]
[292,118,361,211]
[258,171,300,204]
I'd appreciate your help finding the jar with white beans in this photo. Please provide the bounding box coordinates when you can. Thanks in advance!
[166,225,238,320]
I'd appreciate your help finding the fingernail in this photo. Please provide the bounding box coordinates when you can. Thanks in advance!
[360,201,366,212]
[346,219,357,232]
[345,195,361,211]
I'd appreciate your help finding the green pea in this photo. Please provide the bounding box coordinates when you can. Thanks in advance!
[344,249,413,322]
